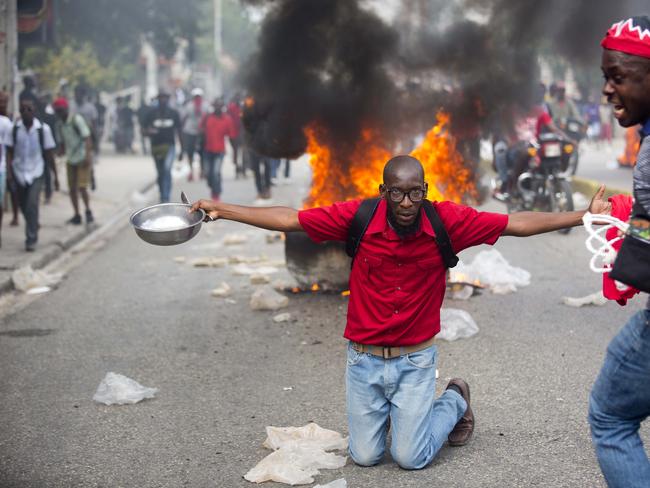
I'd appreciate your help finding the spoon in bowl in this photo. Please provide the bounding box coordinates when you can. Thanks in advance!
[181,191,216,221]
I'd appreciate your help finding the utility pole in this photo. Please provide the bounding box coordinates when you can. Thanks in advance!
[213,0,222,97]
[0,0,18,113]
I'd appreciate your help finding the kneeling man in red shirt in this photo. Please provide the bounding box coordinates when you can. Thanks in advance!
[192,155,610,469]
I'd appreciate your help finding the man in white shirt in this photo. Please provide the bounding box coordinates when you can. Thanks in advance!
[0,91,12,248]
[6,98,56,251]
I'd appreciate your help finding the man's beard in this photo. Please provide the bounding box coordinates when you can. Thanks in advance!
[387,209,421,238]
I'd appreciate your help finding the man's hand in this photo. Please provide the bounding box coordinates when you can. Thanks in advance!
[190,199,221,222]
[588,184,612,215]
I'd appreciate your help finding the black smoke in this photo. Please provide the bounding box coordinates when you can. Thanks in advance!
[241,0,644,159]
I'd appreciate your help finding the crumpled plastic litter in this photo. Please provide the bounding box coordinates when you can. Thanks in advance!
[251,273,271,285]
[273,312,292,323]
[233,264,279,276]
[438,308,479,341]
[244,423,348,485]
[250,286,289,311]
[454,249,530,294]
[229,254,266,264]
[92,372,157,405]
[191,257,228,268]
[222,233,249,245]
[562,291,608,307]
[211,282,232,297]
[314,479,347,488]
[12,266,63,293]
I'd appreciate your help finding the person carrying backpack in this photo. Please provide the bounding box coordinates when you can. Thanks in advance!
[190,154,610,470]
[5,98,56,251]
[53,97,95,225]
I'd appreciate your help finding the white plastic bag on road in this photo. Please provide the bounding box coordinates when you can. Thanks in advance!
[438,308,479,341]
[244,423,348,485]
[250,286,289,311]
[93,372,157,405]
[314,479,347,488]
[467,249,530,294]
[263,423,348,451]
[562,291,607,307]
[12,266,63,293]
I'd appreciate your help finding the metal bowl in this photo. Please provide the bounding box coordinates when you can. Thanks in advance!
[130,203,206,246]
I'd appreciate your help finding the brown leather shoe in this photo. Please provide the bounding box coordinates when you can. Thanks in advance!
[446,378,474,446]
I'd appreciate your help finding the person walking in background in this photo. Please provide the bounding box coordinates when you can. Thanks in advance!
[39,93,60,203]
[249,150,273,203]
[227,94,245,178]
[117,96,135,153]
[137,99,151,155]
[144,91,181,203]
[200,97,233,202]
[5,98,56,251]
[180,88,207,181]
[0,91,13,247]
[73,85,99,191]
[53,97,95,225]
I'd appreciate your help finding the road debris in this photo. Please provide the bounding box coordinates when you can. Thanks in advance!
[173,256,186,263]
[244,423,348,485]
[229,254,266,264]
[562,291,608,307]
[211,282,232,297]
[438,308,479,341]
[251,273,272,285]
[283,386,293,391]
[273,312,293,323]
[222,233,249,245]
[266,232,284,244]
[12,266,63,293]
[314,479,347,488]
[92,372,157,405]
[250,286,289,311]
[455,249,531,294]
[233,264,280,276]
[191,257,228,268]
[225,298,237,304]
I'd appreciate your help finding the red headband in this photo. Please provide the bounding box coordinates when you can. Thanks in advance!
[601,17,650,59]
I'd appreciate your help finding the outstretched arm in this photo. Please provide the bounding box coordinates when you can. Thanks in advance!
[502,184,611,237]
[190,199,303,233]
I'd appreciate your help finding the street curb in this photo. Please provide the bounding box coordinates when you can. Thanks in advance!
[0,180,157,295]
[571,176,631,198]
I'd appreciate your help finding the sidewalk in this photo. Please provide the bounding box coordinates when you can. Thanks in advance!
[0,150,157,293]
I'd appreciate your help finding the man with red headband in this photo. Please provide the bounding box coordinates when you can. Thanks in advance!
[587,16,650,488]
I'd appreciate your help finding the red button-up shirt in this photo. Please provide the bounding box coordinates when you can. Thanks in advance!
[298,199,508,346]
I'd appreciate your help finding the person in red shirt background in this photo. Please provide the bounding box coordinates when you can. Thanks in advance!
[191,155,610,470]
[200,98,234,201]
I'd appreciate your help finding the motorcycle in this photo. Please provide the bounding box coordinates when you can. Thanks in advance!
[498,133,575,234]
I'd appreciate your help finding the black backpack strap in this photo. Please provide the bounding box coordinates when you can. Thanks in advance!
[422,200,459,269]
[346,198,381,259]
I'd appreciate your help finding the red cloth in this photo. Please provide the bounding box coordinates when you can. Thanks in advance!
[602,194,639,305]
[298,199,508,346]
[226,102,241,138]
[202,113,233,153]
[536,111,552,138]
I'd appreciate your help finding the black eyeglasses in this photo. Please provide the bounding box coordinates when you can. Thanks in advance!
[385,187,426,203]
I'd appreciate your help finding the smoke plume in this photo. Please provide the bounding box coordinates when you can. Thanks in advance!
[241,0,644,159]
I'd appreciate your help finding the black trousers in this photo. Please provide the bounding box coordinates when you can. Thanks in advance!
[15,175,43,245]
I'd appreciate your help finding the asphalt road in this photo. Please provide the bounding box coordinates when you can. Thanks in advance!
[0,156,647,488]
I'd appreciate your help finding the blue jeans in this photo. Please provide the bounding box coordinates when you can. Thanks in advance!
[346,343,466,469]
[588,309,650,488]
[153,145,175,203]
[205,151,224,197]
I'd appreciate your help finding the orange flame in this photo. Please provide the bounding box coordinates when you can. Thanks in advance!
[304,112,476,208]
[618,125,640,168]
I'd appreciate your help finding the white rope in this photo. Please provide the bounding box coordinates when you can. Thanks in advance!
[582,213,629,274]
